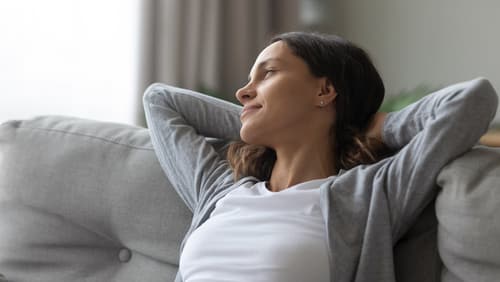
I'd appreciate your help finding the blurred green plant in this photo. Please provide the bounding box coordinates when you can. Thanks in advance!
[380,84,441,112]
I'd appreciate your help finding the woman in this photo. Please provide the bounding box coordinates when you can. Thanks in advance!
[143,31,498,282]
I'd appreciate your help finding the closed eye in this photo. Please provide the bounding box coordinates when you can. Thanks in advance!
[247,69,277,82]
[264,69,276,78]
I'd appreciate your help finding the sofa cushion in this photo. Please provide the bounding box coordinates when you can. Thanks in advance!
[436,145,500,282]
[0,115,224,282]
[0,115,446,282]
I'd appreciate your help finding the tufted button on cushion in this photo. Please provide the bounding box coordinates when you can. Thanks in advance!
[118,248,132,263]
[0,115,211,281]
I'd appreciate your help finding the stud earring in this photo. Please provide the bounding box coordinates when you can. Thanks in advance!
[320,101,324,107]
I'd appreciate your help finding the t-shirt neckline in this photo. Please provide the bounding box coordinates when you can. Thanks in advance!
[262,175,335,194]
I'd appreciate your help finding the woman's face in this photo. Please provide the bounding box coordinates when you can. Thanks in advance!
[236,40,331,148]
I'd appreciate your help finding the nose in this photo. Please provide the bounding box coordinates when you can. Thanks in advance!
[235,84,256,105]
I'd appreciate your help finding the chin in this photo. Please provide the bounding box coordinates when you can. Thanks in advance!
[240,130,256,144]
[240,126,264,145]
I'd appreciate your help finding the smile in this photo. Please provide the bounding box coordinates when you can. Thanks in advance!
[240,107,260,119]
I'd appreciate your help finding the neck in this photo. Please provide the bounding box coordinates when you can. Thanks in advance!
[267,138,337,192]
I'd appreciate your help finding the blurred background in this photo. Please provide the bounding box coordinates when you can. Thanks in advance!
[1,0,499,127]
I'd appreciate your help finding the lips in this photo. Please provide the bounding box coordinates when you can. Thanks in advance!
[241,105,261,119]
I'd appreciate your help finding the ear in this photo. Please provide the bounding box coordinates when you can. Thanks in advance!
[316,78,337,107]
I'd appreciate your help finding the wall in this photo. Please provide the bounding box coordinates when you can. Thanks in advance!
[0,0,141,125]
[330,0,500,123]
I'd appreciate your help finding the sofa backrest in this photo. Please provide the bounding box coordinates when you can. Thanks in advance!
[0,115,443,282]
[0,115,195,282]
[436,145,500,282]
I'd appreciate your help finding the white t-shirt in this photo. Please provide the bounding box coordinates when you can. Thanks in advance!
[179,176,333,282]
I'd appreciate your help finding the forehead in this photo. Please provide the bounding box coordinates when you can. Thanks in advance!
[248,41,296,78]
[255,40,289,61]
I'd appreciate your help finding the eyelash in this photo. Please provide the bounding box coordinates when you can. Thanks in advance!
[264,69,275,77]
[248,69,275,82]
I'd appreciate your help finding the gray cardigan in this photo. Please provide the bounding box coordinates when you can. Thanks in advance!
[142,77,498,282]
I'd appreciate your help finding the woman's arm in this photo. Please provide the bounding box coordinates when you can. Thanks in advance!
[143,83,243,212]
[366,112,387,143]
[144,83,243,139]
[375,77,498,240]
[369,111,498,147]
[479,130,500,147]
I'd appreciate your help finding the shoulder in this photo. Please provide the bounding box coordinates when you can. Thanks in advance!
[334,158,392,188]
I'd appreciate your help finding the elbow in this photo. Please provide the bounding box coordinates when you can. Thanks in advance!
[142,82,167,106]
[468,77,499,121]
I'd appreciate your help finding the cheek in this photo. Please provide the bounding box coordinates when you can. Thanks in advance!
[269,91,312,122]
[239,106,292,138]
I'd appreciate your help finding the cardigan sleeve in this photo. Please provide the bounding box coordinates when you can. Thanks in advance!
[380,77,498,239]
[142,83,243,212]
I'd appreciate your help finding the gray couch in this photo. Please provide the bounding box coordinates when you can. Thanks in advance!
[0,115,499,282]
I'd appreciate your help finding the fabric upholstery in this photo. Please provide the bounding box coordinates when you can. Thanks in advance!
[436,146,500,282]
[0,115,496,281]
[0,115,209,282]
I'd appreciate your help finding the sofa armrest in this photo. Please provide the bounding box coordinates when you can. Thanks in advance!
[436,145,500,282]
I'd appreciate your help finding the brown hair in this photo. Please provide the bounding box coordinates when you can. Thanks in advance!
[226,31,391,182]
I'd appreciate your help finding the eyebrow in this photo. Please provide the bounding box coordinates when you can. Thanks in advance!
[248,58,283,81]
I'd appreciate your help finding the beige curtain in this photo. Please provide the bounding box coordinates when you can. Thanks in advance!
[135,0,301,126]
